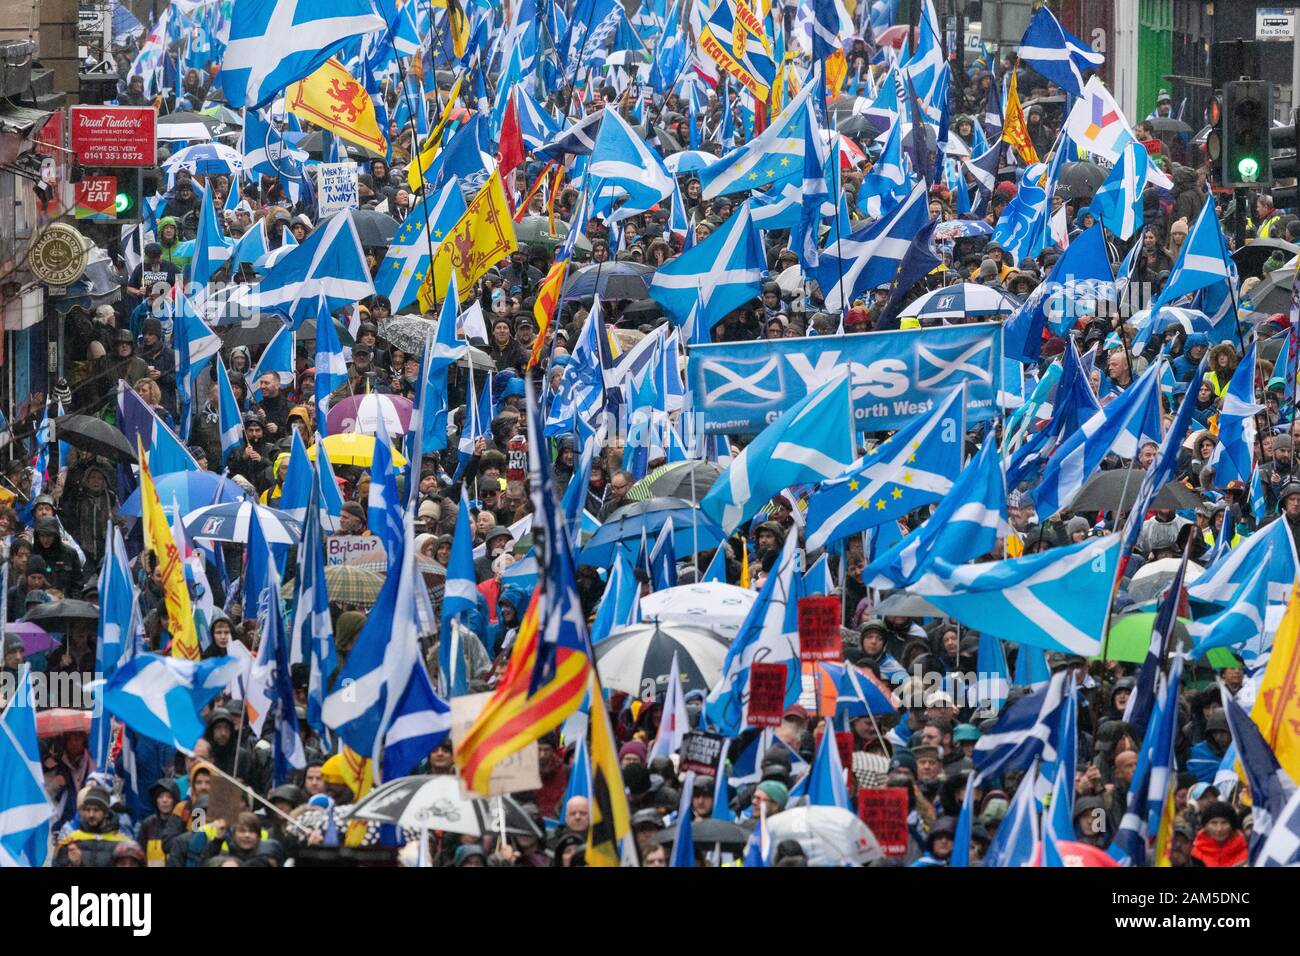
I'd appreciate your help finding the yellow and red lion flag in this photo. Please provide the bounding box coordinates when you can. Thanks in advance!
[418,170,518,311]
[1252,582,1300,782]
[286,58,387,156]
[456,585,591,796]
[1001,69,1040,166]
[136,437,201,660]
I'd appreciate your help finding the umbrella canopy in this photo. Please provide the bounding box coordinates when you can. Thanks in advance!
[348,775,542,836]
[1031,840,1121,867]
[638,582,756,640]
[323,565,386,605]
[53,414,137,463]
[1102,612,1239,668]
[307,433,408,468]
[35,709,92,739]
[765,806,885,867]
[381,316,439,354]
[1148,116,1193,135]
[5,622,58,655]
[594,621,731,698]
[163,142,244,175]
[1067,469,1202,513]
[580,498,726,564]
[626,461,724,502]
[898,282,1020,321]
[23,599,100,628]
[215,313,353,349]
[1126,306,1213,339]
[873,590,947,618]
[514,215,585,252]
[653,817,749,848]
[1246,269,1300,315]
[1127,557,1206,606]
[1058,161,1107,201]
[183,501,303,545]
[561,261,655,301]
[1233,238,1300,280]
[664,150,717,176]
[327,393,414,435]
[620,298,664,322]
[321,208,398,247]
[120,470,248,517]
[297,129,384,159]
[157,110,223,133]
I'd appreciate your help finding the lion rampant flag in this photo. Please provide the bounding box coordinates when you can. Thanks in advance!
[136,437,202,660]
[417,170,517,311]
[286,58,387,156]
[1001,69,1040,166]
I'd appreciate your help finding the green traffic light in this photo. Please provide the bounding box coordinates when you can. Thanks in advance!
[115,192,133,214]
[1237,156,1260,183]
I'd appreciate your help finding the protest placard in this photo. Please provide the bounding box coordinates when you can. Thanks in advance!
[798,596,843,661]
[858,787,910,858]
[747,662,788,728]
[316,162,358,217]
[325,535,386,567]
[679,731,726,776]
[450,692,541,798]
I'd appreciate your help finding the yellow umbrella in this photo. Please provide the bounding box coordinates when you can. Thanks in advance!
[307,433,408,468]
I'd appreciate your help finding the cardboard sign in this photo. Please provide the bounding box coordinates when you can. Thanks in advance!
[325,535,386,567]
[858,787,910,858]
[679,730,726,777]
[197,776,248,831]
[747,662,788,728]
[798,596,842,662]
[450,691,541,798]
[75,176,117,220]
[70,105,156,167]
[316,162,358,217]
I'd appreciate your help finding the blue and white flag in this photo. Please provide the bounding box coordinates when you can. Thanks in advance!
[215,355,244,465]
[1258,787,1300,867]
[367,415,405,571]
[796,83,833,268]
[249,321,294,402]
[440,491,479,697]
[857,120,910,219]
[1017,5,1104,96]
[313,295,349,436]
[255,210,375,327]
[1110,654,1181,866]
[1153,191,1234,309]
[1089,142,1149,240]
[964,140,1001,199]
[1187,515,1298,608]
[105,653,244,751]
[805,385,964,550]
[1189,555,1272,660]
[1220,686,1296,861]
[697,82,814,199]
[813,180,929,311]
[706,533,802,735]
[591,553,639,643]
[973,670,1070,783]
[534,109,604,160]
[982,759,1041,866]
[863,432,1007,587]
[276,430,314,523]
[1041,678,1078,866]
[0,665,54,866]
[648,517,678,592]
[190,183,232,287]
[291,473,336,740]
[700,369,856,533]
[650,203,765,333]
[90,525,137,769]
[913,536,1122,656]
[374,178,467,312]
[588,108,675,223]
[1207,343,1262,487]
[418,279,468,452]
[808,718,851,811]
[515,88,565,153]
[219,0,384,108]
[825,661,897,722]
[670,768,696,867]
[117,381,200,476]
[243,108,308,178]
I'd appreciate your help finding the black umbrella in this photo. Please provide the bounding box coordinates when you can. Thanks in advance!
[1244,270,1298,315]
[561,262,655,301]
[326,209,398,247]
[1067,468,1203,513]
[53,414,136,463]
[1058,161,1107,201]
[1148,117,1193,135]
[297,129,384,160]
[157,110,222,132]
[216,315,353,349]
[1232,239,1299,281]
[653,818,749,849]
[24,600,100,629]
[620,298,663,322]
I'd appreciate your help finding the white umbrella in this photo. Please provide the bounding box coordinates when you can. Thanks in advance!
[163,142,245,174]
[638,582,755,640]
[348,775,541,836]
[765,806,884,867]
[594,622,730,699]
[182,500,303,545]
[898,282,1020,322]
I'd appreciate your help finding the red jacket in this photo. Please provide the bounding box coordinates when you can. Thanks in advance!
[1190,830,1248,867]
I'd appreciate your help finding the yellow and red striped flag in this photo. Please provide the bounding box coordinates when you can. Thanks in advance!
[136,437,201,660]
[528,256,570,370]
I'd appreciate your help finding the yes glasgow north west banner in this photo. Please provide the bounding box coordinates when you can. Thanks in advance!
[685,323,1003,435]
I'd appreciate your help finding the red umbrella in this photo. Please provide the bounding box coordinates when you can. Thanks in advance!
[1032,840,1120,867]
[36,708,92,739]
[874,25,917,50]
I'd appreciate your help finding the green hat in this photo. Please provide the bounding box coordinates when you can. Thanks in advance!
[953,723,981,743]
[755,780,789,810]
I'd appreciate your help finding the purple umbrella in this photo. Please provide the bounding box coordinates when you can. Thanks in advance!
[326,393,414,435]
[5,622,58,655]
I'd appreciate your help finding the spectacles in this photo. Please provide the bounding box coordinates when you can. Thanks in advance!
[611,482,628,492]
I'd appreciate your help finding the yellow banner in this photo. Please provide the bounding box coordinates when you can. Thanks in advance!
[701,27,769,101]
[136,438,201,660]
[418,171,518,311]
[1252,582,1300,783]
[1001,69,1039,166]
[286,58,387,156]
[408,72,466,192]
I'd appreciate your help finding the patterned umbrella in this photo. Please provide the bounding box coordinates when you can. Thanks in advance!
[183,501,303,545]
[898,282,1020,322]
[626,461,724,502]
[326,393,414,435]
[163,142,245,175]
[348,775,542,836]
[282,565,385,606]
[638,582,755,640]
[120,470,247,517]
[594,621,731,700]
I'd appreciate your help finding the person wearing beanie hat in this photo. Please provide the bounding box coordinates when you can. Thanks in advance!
[1064,514,1091,543]
[454,844,487,866]
[619,740,648,767]
[752,780,789,814]
[53,785,128,867]
[910,817,957,867]
[1191,801,1247,867]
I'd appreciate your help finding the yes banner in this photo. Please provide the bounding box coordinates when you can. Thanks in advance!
[685,323,1003,435]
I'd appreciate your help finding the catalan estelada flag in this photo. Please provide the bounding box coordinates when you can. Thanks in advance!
[1001,69,1040,166]
[528,256,569,370]
[586,670,637,866]
[418,170,517,311]
[285,58,386,155]
[136,437,201,660]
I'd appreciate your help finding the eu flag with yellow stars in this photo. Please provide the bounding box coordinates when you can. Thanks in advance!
[805,386,967,550]
[374,176,467,312]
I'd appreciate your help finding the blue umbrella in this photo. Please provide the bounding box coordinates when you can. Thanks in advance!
[579,498,725,565]
[664,150,717,177]
[561,261,655,301]
[120,471,248,517]
[163,142,245,175]
[182,500,302,545]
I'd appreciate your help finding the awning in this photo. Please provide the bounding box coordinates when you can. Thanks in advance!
[0,103,52,165]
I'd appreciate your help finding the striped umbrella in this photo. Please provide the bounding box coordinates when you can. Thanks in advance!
[625,461,724,502]
[594,622,731,700]
[183,501,303,545]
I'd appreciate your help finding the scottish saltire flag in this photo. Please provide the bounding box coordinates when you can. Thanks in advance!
[1258,787,1300,866]
[315,430,344,530]
[1220,688,1297,861]
[1188,515,1298,608]
[1031,363,1160,519]
[648,518,677,591]
[805,385,964,550]
[1003,223,1115,362]
[190,184,231,288]
[255,210,375,327]
[1122,543,1190,752]
[0,665,54,866]
[857,118,910,219]
[976,632,1010,712]
[418,113,496,194]
[1017,5,1104,96]
[250,321,294,401]
[1208,344,1262,487]
[808,717,851,810]
[803,554,834,596]
[697,82,814,199]
[648,0,687,93]
[983,761,1041,866]
[229,216,271,266]
[1041,680,1078,867]
[240,107,301,179]
[1189,556,1271,659]
[1013,643,1051,688]
[313,295,348,435]
[825,661,897,722]
[440,492,478,697]
[215,356,244,465]
[591,553,639,643]
[700,370,856,533]
[863,433,1007,587]
[90,525,136,769]
[706,533,802,735]
[1110,655,1182,865]
[515,88,564,152]
[534,109,604,160]
[545,299,614,437]
[1090,142,1148,240]
[588,108,675,223]
[814,180,929,311]
[417,281,468,452]
[219,0,383,108]
[649,202,765,333]
[964,140,1002,200]
[173,296,221,440]
[991,161,1050,264]
[374,178,467,312]
[104,653,243,750]
[117,381,200,476]
[276,430,314,523]
[701,546,728,584]
[367,416,405,571]
[904,0,946,107]
[454,372,493,481]
[1153,191,1234,309]
[391,73,429,137]
[796,86,832,267]
[649,651,690,762]
[291,475,335,740]
[912,536,1121,656]
[972,670,1069,783]
[670,769,696,867]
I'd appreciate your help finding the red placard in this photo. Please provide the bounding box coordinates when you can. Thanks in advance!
[858,787,909,858]
[835,732,854,771]
[746,662,788,728]
[70,105,157,167]
[678,731,726,777]
[798,596,842,661]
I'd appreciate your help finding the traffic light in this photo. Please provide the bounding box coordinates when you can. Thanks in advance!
[111,169,143,223]
[1271,107,1299,206]
[1205,95,1223,184]
[1222,80,1272,187]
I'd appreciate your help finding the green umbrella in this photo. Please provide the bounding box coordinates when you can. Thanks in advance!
[1099,612,1238,669]
[514,215,592,254]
